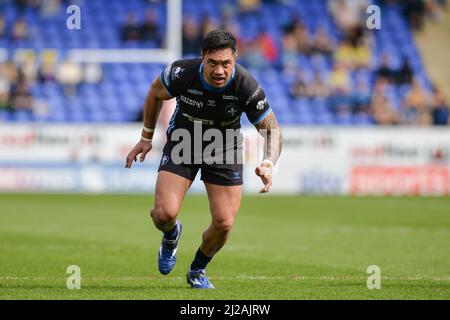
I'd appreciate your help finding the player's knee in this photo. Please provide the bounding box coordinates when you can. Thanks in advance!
[150,206,177,226]
[212,216,235,233]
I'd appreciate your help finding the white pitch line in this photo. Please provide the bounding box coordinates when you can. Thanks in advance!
[0,276,449,281]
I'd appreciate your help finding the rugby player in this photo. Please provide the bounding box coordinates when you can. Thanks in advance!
[125,30,282,289]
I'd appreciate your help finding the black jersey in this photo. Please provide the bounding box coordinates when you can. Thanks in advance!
[160,58,272,137]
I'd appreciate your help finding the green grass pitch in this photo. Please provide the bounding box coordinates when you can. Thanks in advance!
[0,194,449,300]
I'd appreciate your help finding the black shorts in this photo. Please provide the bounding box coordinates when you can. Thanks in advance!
[157,142,243,186]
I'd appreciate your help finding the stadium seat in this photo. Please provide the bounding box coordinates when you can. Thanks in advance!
[1,0,433,125]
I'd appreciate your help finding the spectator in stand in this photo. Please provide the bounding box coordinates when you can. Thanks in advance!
[335,37,371,70]
[4,60,20,86]
[371,78,400,124]
[10,80,33,111]
[14,0,30,12]
[257,29,278,64]
[329,87,352,115]
[353,39,372,69]
[121,13,141,42]
[281,29,300,74]
[334,39,355,68]
[84,63,103,84]
[237,0,262,18]
[430,85,449,125]
[329,0,371,63]
[219,7,243,54]
[37,51,57,84]
[55,59,83,97]
[425,0,447,21]
[396,57,414,85]
[329,61,352,92]
[290,17,311,55]
[40,0,61,17]
[20,54,38,85]
[352,78,371,114]
[140,9,161,46]
[0,81,10,110]
[240,36,267,70]
[372,96,400,125]
[403,0,426,30]
[198,15,217,40]
[219,5,240,35]
[182,17,202,57]
[310,71,330,98]
[310,26,336,57]
[400,78,432,125]
[37,60,56,83]
[11,18,29,42]
[289,71,311,98]
[290,70,330,99]
[0,14,6,39]
[376,53,396,83]
[0,62,12,110]
[328,0,367,36]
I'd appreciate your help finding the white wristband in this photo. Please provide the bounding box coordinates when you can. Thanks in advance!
[143,126,155,133]
[262,159,274,168]
[261,159,274,174]
[141,136,152,142]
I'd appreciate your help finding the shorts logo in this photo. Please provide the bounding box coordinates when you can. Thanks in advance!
[232,171,241,180]
[225,103,239,118]
[161,155,170,166]
[207,100,216,107]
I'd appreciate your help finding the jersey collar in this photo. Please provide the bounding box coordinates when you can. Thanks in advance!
[199,63,235,93]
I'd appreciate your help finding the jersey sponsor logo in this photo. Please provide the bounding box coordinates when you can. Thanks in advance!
[256,98,269,110]
[225,103,240,118]
[223,95,239,101]
[180,95,204,108]
[187,89,203,96]
[207,100,216,107]
[173,66,184,78]
[161,155,170,166]
[246,86,262,106]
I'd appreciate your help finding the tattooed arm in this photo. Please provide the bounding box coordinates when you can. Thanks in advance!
[255,111,282,166]
[254,111,283,193]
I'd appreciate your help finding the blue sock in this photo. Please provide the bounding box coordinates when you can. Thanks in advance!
[163,222,179,241]
[190,248,212,271]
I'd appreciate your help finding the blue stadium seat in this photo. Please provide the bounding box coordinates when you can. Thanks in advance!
[1,0,433,125]
[315,112,334,125]
[352,113,374,126]
[334,113,353,126]
[0,110,11,122]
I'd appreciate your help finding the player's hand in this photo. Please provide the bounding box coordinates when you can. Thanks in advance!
[255,163,272,194]
[125,140,152,168]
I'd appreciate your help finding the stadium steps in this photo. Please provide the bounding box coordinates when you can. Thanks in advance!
[414,6,450,100]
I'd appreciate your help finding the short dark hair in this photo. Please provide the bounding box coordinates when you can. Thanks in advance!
[202,30,237,56]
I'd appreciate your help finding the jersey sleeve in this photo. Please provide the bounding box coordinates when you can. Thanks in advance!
[159,60,187,97]
[241,73,272,126]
